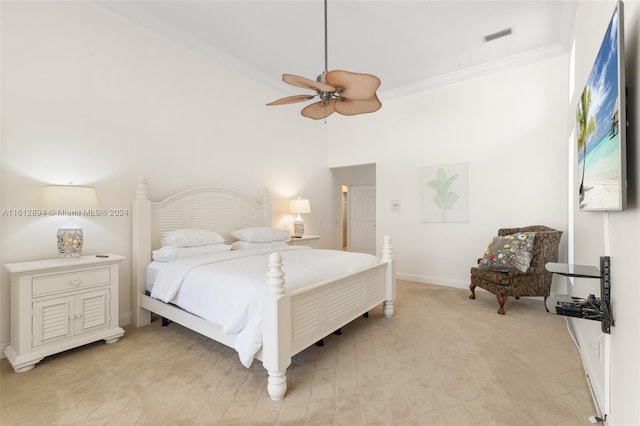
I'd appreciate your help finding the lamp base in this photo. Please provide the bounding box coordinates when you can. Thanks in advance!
[57,228,83,258]
[293,219,305,238]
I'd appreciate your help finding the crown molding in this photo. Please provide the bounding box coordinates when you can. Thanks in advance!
[380,43,568,101]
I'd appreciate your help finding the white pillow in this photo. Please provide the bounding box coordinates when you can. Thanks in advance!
[231,240,288,250]
[161,229,225,247]
[231,226,290,243]
[152,244,231,262]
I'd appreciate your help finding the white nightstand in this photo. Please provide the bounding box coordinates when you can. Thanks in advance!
[288,235,322,246]
[4,254,125,373]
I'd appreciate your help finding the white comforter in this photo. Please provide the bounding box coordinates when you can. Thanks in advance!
[150,246,380,367]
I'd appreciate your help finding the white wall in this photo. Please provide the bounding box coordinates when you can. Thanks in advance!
[570,1,639,424]
[0,1,333,347]
[328,55,570,289]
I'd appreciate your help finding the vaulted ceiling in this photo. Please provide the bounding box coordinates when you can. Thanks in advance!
[99,1,577,99]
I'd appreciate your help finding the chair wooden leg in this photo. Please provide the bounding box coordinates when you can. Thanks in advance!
[469,283,477,300]
[497,296,507,315]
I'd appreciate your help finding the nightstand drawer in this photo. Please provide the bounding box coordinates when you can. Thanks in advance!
[32,268,110,296]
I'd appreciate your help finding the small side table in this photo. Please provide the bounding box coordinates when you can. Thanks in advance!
[4,254,125,372]
[288,235,322,246]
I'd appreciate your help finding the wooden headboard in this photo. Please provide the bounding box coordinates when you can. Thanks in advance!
[131,176,271,326]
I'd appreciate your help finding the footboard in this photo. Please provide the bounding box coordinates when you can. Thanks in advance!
[288,264,388,354]
[262,236,395,401]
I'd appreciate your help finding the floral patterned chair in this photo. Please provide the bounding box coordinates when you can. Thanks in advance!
[469,226,562,314]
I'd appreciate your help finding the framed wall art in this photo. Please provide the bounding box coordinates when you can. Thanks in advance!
[420,162,468,223]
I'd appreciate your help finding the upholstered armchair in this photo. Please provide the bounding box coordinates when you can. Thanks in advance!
[469,226,562,314]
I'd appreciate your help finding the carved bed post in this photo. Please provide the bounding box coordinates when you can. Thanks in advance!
[381,235,396,318]
[262,252,291,401]
[132,176,152,327]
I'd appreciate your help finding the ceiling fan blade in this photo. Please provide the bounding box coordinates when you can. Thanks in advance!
[266,94,316,106]
[334,96,382,116]
[325,70,381,100]
[283,74,335,93]
[301,99,336,120]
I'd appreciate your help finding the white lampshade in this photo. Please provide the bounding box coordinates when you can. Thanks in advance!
[289,198,311,215]
[44,185,98,211]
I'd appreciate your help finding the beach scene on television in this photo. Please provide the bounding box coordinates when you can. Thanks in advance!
[577,7,623,211]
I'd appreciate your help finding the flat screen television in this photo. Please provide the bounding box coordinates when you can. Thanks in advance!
[577,1,626,211]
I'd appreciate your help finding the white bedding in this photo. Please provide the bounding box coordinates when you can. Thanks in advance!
[149,246,380,367]
[146,261,164,293]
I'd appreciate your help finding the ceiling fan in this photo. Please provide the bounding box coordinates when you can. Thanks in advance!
[266,0,382,120]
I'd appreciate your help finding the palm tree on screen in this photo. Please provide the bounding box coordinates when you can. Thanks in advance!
[576,87,597,198]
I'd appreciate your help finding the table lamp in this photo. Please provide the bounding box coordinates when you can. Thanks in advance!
[289,197,311,238]
[44,184,98,257]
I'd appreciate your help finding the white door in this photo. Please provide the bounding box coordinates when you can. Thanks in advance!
[348,185,376,255]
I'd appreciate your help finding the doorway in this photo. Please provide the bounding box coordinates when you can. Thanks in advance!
[332,163,376,252]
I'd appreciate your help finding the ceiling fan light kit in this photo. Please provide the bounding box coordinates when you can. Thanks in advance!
[266,0,381,120]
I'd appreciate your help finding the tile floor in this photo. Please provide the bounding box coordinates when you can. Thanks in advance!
[0,281,596,425]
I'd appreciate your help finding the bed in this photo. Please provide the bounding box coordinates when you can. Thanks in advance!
[131,177,396,401]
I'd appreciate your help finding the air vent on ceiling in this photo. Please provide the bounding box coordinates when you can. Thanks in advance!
[483,27,513,42]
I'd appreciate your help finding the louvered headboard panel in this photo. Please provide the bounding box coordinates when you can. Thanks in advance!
[151,186,271,249]
[131,177,272,327]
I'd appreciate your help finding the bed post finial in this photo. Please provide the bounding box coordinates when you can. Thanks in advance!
[266,252,285,294]
[135,176,149,200]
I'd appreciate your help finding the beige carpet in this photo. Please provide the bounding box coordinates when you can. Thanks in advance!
[0,281,596,425]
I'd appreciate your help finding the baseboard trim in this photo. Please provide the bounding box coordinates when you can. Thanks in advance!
[0,343,8,360]
[119,312,132,327]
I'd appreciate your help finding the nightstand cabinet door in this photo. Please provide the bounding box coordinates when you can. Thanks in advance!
[4,255,125,373]
[32,296,72,346]
[75,289,110,333]
[32,288,110,347]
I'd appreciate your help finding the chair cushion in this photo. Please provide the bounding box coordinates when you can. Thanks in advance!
[478,232,536,272]
[470,267,511,286]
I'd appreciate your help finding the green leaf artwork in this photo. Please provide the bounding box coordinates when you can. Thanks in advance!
[427,168,459,222]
